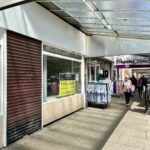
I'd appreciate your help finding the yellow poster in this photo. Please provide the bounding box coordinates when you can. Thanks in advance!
[59,80,76,97]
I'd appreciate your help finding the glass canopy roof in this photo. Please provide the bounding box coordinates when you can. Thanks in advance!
[37,0,150,39]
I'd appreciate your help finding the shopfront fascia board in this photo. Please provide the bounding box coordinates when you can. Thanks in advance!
[0,2,86,55]
[87,35,150,57]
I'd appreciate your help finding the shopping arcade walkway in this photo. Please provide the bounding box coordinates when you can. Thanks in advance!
[103,99,150,150]
[2,97,127,150]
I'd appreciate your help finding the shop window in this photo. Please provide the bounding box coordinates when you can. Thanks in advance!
[44,56,81,102]
[44,45,81,59]
[88,63,100,82]
[113,69,117,81]
[91,65,95,81]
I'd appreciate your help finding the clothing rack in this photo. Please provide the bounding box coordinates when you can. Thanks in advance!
[87,81,111,109]
[112,80,123,98]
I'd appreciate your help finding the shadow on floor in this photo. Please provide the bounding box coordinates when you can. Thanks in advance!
[130,108,145,114]
[129,94,148,115]
[2,98,128,150]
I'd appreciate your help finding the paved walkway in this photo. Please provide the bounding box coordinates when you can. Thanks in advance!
[102,100,150,150]
[2,97,127,150]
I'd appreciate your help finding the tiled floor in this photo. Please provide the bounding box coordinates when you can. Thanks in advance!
[2,97,127,150]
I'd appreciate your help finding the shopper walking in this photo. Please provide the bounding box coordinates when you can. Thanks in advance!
[137,74,143,99]
[130,75,137,88]
[142,75,148,99]
[123,75,132,107]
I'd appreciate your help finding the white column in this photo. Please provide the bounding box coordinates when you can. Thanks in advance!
[42,54,47,128]
[81,56,86,108]
[3,29,7,147]
[43,55,47,103]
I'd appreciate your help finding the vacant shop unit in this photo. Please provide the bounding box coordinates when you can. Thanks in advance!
[4,30,85,146]
[42,45,85,126]
[0,30,85,147]
[0,2,86,147]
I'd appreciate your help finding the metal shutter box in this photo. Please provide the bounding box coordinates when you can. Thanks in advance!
[7,31,42,144]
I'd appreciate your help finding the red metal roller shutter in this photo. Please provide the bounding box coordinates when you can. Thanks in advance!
[7,31,42,144]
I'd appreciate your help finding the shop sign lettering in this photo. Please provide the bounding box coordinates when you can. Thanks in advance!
[115,55,150,65]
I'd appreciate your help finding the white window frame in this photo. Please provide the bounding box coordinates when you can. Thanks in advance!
[88,63,100,82]
[42,50,83,103]
[113,69,117,81]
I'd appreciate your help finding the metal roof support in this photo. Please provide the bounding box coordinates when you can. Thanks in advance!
[0,0,34,11]
[83,0,118,37]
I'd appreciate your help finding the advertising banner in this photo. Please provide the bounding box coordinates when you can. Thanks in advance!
[114,55,150,69]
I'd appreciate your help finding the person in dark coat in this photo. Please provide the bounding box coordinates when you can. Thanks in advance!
[130,75,137,88]
[142,75,148,99]
[142,75,148,88]
[137,75,143,98]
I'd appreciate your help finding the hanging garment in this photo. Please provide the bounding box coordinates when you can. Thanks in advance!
[111,81,114,94]
[97,94,102,103]
[87,92,94,102]
[51,82,58,94]
[87,82,111,104]
[113,81,116,94]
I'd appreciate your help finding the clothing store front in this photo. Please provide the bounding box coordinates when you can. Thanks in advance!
[112,55,150,95]
[85,58,112,108]
[113,55,150,80]
[85,58,112,83]
[42,45,85,126]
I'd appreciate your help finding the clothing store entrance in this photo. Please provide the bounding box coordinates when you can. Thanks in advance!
[107,54,150,107]
[85,54,150,109]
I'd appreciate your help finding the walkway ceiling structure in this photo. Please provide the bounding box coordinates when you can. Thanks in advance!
[0,0,34,10]
[37,0,150,40]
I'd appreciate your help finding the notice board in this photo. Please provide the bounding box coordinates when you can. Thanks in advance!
[59,73,76,97]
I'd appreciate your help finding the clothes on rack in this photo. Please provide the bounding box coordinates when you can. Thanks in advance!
[47,81,59,96]
[87,84,107,103]
[112,80,123,95]
[87,80,111,104]
[105,79,112,102]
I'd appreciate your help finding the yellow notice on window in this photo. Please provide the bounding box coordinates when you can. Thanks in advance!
[59,80,76,97]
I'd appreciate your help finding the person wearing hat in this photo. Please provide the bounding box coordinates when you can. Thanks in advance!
[123,75,132,106]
